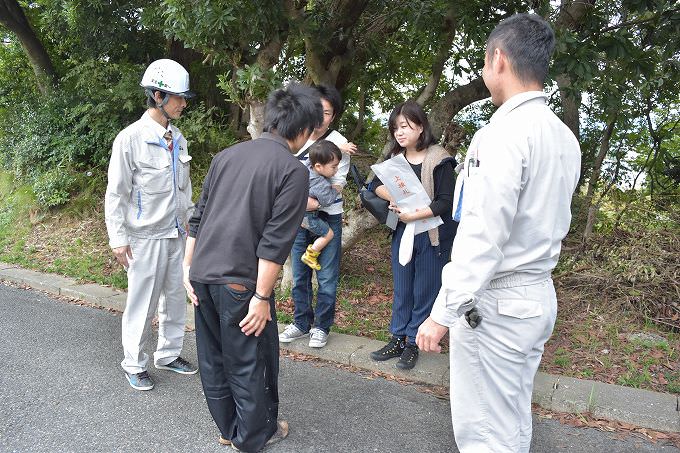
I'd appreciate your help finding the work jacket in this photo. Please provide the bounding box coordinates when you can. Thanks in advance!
[431,91,581,324]
[105,111,193,248]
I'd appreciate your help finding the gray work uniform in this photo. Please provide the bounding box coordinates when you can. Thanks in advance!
[430,92,581,453]
[105,111,194,374]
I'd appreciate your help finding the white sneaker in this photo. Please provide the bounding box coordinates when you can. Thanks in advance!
[279,324,306,343]
[308,328,328,348]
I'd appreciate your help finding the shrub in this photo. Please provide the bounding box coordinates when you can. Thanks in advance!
[0,61,144,183]
[32,167,77,208]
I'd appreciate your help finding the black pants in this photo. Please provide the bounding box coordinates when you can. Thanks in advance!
[192,282,279,453]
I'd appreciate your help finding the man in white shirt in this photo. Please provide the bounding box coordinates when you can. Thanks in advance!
[279,85,356,349]
[105,59,198,391]
[416,14,581,453]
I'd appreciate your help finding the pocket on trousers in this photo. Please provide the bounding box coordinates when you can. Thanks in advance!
[225,283,253,301]
[497,299,543,319]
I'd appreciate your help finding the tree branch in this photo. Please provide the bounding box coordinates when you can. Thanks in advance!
[0,0,56,94]
[599,13,665,34]
[415,5,458,106]
[348,83,365,141]
[582,114,617,243]
[428,77,490,140]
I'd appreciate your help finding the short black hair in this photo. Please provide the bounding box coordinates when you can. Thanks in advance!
[315,84,343,118]
[387,101,436,156]
[308,140,342,166]
[264,82,323,140]
[486,13,555,85]
[146,90,166,108]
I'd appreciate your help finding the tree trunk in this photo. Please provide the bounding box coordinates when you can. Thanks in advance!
[556,74,581,139]
[553,0,595,140]
[415,4,458,108]
[229,102,243,133]
[428,77,490,142]
[348,84,365,141]
[341,206,378,250]
[280,257,294,290]
[302,0,370,88]
[0,0,57,94]
[582,115,617,242]
[247,101,266,140]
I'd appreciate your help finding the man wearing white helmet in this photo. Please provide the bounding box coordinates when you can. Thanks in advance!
[105,59,198,391]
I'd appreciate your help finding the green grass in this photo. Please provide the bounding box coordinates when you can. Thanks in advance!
[665,372,680,393]
[579,369,595,379]
[616,359,653,388]
[605,324,621,348]
[275,285,292,303]
[44,255,128,289]
[277,312,293,325]
[0,177,33,251]
[553,347,572,368]
[631,337,670,352]
[0,169,127,288]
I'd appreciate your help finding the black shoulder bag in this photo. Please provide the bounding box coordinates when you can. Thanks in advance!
[350,164,390,224]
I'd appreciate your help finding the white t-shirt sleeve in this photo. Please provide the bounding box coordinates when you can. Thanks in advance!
[325,130,350,187]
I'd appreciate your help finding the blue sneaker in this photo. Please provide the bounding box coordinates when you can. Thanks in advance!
[125,370,154,391]
[155,356,198,375]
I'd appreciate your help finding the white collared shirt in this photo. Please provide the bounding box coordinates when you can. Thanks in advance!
[430,91,581,326]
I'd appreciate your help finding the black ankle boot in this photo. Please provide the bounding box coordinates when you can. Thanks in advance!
[370,336,405,361]
[396,343,419,370]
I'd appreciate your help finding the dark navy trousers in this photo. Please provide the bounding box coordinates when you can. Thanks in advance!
[192,282,279,453]
[390,222,452,344]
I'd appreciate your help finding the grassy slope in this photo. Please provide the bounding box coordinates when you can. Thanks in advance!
[1,172,678,394]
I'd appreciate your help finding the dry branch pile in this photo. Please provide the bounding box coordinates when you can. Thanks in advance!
[556,226,680,331]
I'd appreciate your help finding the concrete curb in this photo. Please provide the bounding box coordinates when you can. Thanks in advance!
[1,263,678,433]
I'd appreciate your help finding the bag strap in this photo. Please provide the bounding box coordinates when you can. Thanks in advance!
[349,163,367,189]
[296,129,334,161]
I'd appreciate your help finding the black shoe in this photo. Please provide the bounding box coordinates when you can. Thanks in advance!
[396,344,419,370]
[155,356,198,375]
[370,336,405,361]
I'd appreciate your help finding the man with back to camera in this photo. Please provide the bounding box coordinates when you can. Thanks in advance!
[416,14,581,453]
[105,59,198,391]
[182,83,323,451]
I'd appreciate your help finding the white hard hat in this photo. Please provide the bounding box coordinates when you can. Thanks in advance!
[140,59,195,98]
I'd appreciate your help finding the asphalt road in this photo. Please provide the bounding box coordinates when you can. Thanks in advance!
[0,283,677,453]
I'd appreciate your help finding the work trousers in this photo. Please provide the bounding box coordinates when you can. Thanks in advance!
[391,223,452,344]
[192,282,279,453]
[450,273,557,453]
[121,236,187,374]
